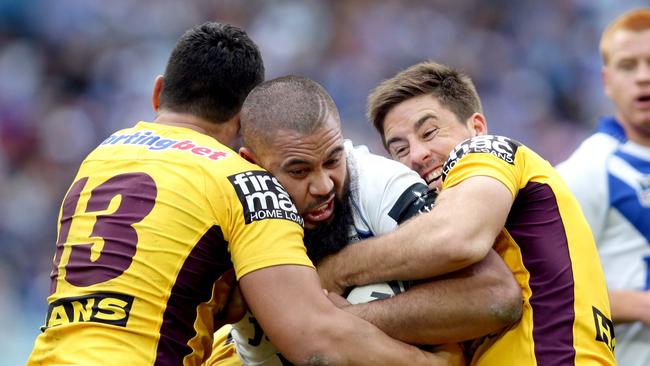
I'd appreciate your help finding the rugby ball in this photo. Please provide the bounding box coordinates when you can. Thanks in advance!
[346,280,409,305]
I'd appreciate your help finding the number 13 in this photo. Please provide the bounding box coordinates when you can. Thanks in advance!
[50,173,157,293]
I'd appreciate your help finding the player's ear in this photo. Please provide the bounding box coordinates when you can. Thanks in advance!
[467,113,488,136]
[152,75,164,112]
[239,146,260,165]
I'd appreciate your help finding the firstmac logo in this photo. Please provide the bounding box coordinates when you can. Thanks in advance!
[229,171,304,226]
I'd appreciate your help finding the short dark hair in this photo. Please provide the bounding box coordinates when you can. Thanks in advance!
[159,22,264,123]
[367,61,482,146]
[241,75,339,153]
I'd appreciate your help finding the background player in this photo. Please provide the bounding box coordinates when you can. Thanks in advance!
[317,61,617,365]
[207,75,522,365]
[556,8,650,366]
[26,23,450,366]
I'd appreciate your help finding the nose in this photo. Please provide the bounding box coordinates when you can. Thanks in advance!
[407,142,432,170]
[638,62,650,83]
[309,170,334,197]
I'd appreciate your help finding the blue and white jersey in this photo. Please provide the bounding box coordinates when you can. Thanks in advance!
[228,140,430,366]
[556,117,650,366]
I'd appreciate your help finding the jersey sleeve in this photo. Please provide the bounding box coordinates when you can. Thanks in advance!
[387,183,437,224]
[211,168,313,280]
[441,135,522,199]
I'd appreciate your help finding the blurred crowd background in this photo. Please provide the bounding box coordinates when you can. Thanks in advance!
[0,0,646,363]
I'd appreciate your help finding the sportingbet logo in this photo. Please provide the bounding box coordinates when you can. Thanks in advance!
[100,130,229,161]
[229,171,304,226]
[442,135,521,180]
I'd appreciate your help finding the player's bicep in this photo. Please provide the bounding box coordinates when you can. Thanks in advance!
[238,265,330,360]
[437,176,513,253]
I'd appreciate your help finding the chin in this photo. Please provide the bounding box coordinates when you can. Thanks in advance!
[305,215,335,230]
[303,221,317,230]
[428,181,441,192]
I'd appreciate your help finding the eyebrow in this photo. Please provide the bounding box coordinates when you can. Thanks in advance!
[385,114,437,148]
[326,145,345,160]
[281,145,345,168]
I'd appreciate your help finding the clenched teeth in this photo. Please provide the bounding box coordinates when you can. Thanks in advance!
[424,167,443,184]
[313,202,329,212]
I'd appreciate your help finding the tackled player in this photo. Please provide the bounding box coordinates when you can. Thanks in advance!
[207,75,523,366]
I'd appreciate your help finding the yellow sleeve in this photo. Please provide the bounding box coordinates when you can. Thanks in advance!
[212,168,314,280]
[442,135,523,199]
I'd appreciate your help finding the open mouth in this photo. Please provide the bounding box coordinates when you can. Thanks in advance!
[637,94,650,105]
[422,166,443,185]
[303,196,335,224]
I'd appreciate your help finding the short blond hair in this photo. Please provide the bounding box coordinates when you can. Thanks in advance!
[600,8,650,65]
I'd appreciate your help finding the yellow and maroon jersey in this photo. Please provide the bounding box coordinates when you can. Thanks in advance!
[442,135,616,366]
[27,121,312,366]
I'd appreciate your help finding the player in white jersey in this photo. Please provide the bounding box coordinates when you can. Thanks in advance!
[556,8,650,366]
[206,75,523,365]
[556,117,626,230]
[225,140,444,366]
[557,117,650,365]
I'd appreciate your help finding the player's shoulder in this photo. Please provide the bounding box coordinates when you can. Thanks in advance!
[449,134,522,160]
[571,132,621,160]
[442,135,522,177]
[345,139,418,179]
[555,132,621,180]
[557,117,626,169]
[345,139,423,196]
[345,140,406,168]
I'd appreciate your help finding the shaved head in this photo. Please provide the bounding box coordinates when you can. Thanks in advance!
[241,75,340,154]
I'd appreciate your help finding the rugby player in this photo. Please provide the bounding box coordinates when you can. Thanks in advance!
[556,8,650,366]
[317,61,617,365]
[26,23,449,366]
[207,75,523,365]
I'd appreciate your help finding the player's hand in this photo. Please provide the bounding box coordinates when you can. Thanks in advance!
[212,268,248,329]
[316,254,346,295]
[430,343,466,366]
[410,342,466,366]
[326,290,351,309]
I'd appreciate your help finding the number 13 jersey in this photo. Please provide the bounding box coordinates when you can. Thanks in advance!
[27,121,312,366]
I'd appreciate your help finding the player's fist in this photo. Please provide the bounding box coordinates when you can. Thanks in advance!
[212,268,248,328]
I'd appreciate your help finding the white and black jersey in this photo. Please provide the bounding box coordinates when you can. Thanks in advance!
[230,140,434,366]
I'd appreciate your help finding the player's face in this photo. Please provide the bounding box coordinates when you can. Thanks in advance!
[257,114,348,230]
[603,29,650,143]
[383,94,485,191]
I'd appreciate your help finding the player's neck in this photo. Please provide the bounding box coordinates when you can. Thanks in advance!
[154,111,240,148]
[620,122,650,147]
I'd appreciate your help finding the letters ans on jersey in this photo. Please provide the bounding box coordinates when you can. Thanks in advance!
[442,135,521,180]
[44,292,134,330]
[229,171,304,226]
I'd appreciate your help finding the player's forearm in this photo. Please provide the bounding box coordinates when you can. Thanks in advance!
[320,213,490,293]
[345,286,473,345]
[288,312,455,366]
[608,289,650,326]
[241,265,447,365]
[346,253,522,344]
[319,183,504,293]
